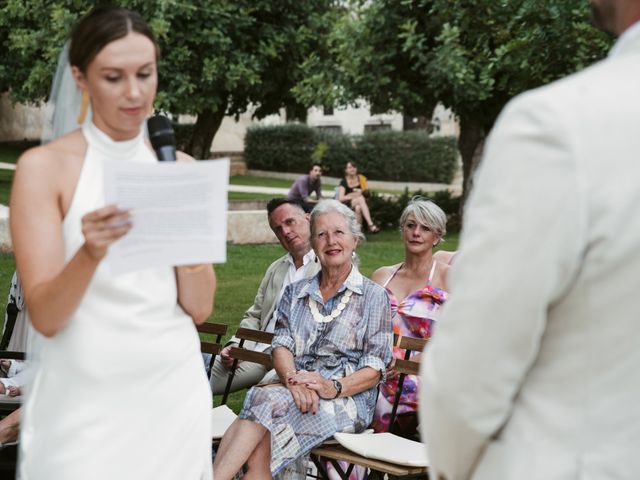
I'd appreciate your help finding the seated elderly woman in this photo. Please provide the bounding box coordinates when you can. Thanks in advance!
[213,200,393,479]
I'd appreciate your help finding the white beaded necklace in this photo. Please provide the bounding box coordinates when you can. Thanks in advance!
[309,290,353,323]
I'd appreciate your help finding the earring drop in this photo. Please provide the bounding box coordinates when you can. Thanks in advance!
[77,91,89,125]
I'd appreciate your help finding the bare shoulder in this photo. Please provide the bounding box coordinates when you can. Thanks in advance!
[16,129,85,178]
[434,250,457,265]
[434,261,450,291]
[371,263,400,286]
[12,130,86,215]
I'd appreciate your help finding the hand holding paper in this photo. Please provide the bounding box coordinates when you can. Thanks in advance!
[103,158,229,274]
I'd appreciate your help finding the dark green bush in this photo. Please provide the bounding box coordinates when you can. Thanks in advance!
[244,123,316,173]
[314,131,357,176]
[244,124,457,183]
[368,189,462,232]
[355,132,457,183]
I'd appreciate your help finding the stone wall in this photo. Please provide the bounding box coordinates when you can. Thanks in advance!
[0,94,43,141]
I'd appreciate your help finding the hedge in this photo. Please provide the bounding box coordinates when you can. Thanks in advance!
[244,123,457,183]
[367,189,462,233]
[244,123,317,174]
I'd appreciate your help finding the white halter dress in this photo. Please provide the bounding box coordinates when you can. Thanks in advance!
[19,122,213,479]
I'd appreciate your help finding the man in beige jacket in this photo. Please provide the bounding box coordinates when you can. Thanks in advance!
[209,199,320,394]
[421,1,640,479]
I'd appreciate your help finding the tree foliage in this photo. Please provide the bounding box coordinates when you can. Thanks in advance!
[295,0,613,200]
[0,0,334,158]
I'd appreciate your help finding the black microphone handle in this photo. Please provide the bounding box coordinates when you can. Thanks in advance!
[156,145,177,162]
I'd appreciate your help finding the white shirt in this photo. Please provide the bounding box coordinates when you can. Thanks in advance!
[256,249,316,352]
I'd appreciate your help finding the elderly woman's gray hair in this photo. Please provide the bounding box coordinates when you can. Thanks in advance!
[400,196,447,238]
[310,199,365,242]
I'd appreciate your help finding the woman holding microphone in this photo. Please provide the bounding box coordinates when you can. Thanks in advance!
[10,7,215,479]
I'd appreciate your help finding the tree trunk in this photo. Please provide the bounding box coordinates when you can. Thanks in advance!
[187,104,227,160]
[458,116,486,213]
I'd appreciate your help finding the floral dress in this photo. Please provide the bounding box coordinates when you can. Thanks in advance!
[239,266,392,477]
[371,261,448,436]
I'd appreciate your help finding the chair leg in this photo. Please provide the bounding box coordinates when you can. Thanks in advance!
[310,455,330,479]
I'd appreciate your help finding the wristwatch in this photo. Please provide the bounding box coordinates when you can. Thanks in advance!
[332,379,342,399]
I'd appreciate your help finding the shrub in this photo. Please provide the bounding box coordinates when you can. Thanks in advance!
[368,189,462,233]
[244,124,457,183]
[355,132,457,183]
[244,123,316,173]
[313,131,358,176]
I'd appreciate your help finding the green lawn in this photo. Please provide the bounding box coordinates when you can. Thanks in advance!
[0,146,22,165]
[230,175,338,188]
[228,192,276,201]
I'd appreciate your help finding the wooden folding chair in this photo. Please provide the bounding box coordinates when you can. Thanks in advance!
[221,327,274,404]
[310,334,429,479]
[196,322,227,404]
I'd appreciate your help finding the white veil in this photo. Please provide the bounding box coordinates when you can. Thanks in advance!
[41,41,92,144]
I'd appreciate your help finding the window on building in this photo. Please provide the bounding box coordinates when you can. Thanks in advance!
[315,125,342,134]
[323,105,334,116]
[364,123,391,133]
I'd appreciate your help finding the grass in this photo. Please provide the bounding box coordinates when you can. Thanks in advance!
[0,146,22,165]
[230,175,305,188]
[228,192,276,201]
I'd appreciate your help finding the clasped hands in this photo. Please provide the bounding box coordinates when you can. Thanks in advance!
[286,370,336,415]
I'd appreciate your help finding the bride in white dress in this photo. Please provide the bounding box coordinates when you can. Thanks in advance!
[10,6,216,479]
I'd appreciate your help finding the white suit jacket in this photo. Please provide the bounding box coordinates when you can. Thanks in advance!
[420,23,640,480]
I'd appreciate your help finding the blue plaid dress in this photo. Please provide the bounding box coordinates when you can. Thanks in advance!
[239,266,392,476]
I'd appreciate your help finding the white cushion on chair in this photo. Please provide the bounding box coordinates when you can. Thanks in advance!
[211,404,237,439]
[333,432,429,467]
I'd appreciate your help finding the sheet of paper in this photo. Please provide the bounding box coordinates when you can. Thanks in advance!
[103,158,229,275]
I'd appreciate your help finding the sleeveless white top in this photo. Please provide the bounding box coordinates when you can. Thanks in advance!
[19,122,213,480]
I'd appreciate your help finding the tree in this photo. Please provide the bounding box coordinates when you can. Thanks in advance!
[295,0,612,203]
[0,0,334,159]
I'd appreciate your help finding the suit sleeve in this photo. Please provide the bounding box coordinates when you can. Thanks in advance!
[420,90,587,479]
[228,262,277,345]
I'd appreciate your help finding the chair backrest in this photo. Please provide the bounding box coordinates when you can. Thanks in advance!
[388,334,428,434]
[220,328,274,404]
[196,322,227,378]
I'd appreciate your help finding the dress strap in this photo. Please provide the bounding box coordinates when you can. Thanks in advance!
[382,264,403,288]
[427,261,437,284]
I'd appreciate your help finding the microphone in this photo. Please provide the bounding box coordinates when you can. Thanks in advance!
[147,115,177,162]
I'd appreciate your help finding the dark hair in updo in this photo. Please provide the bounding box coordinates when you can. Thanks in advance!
[69,6,158,73]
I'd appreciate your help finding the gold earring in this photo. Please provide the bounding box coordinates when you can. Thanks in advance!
[77,91,89,125]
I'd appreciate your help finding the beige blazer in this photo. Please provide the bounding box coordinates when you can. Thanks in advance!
[229,253,320,350]
[420,23,640,480]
